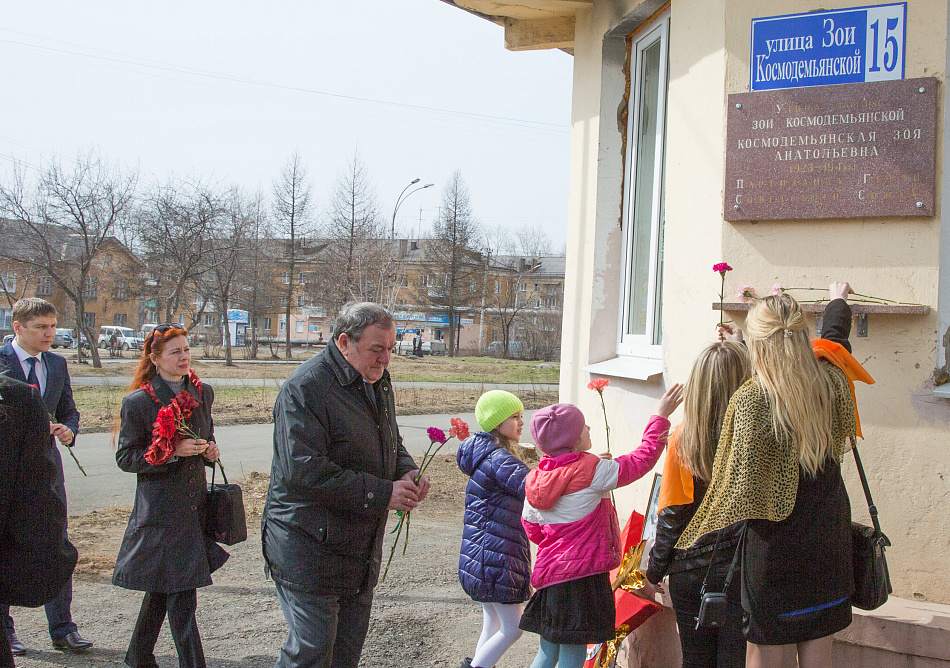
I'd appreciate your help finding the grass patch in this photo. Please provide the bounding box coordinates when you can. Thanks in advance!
[68,354,559,384]
[73,384,558,431]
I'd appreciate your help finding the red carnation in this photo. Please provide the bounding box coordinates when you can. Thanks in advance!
[156,406,177,439]
[449,417,470,441]
[587,378,610,393]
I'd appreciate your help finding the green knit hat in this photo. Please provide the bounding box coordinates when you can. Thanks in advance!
[475,390,525,433]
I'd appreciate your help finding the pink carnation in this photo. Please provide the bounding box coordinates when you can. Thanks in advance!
[712,262,733,275]
[427,427,447,445]
[736,285,757,303]
[771,283,784,295]
[587,378,610,392]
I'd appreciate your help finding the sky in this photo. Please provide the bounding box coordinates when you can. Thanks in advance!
[0,1,574,248]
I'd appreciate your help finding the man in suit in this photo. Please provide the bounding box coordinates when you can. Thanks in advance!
[0,298,92,655]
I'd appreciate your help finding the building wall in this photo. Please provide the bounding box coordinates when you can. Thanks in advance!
[563,0,950,603]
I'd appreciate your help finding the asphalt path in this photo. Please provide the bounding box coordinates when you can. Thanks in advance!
[62,411,536,516]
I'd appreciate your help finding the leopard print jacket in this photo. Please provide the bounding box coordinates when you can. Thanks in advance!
[676,362,857,549]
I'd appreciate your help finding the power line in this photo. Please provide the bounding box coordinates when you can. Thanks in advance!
[0,29,571,135]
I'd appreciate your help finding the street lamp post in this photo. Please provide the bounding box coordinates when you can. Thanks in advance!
[392,178,434,238]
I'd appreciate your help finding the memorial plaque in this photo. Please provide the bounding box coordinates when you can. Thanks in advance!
[724,77,936,221]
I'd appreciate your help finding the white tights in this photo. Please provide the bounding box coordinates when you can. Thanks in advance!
[471,602,523,668]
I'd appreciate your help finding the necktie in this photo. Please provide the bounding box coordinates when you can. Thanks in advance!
[26,356,39,389]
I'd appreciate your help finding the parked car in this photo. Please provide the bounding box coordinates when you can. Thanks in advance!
[2,334,12,346]
[51,328,73,349]
[98,326,141,351]
[483,340,524,358]
[395,339,447,356]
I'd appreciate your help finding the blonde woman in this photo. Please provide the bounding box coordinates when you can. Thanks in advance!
[677,283,857,668]
[646,341,751,667]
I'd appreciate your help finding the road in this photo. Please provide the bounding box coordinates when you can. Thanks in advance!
[63,412,536,515]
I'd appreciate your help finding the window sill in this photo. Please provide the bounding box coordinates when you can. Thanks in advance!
[583,356,664,381]
[933,385,950,399]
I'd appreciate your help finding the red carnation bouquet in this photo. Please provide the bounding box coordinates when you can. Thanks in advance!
[143,371,204,465]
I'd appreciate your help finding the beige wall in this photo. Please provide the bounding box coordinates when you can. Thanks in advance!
[562,0,950,603]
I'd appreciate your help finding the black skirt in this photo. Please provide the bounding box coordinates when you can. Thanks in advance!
[741,460,853,645]
[519,572,615,645]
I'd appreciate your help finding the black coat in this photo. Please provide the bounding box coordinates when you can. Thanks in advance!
[0,379,77,607]
[262,340,418,595]
[112,375,228,593]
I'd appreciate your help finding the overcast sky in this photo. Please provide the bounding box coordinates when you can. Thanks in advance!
[0,1,573,246]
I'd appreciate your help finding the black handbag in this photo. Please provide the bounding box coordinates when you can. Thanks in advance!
[695,523,745,630]
[850,446,892,610]
[205,461,247,546]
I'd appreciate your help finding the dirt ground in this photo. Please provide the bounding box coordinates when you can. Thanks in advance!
[7,458,544,667]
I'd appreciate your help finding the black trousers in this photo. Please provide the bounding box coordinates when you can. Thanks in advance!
[0,627,12,668]
[125,589,205,668]
[669,565,746,668]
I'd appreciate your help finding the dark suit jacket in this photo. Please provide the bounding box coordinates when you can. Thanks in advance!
[0,379,77,607]
[0,341,80,438]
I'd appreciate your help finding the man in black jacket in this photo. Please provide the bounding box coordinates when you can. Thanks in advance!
[0,298,91,655]
[263,302,429,668]
[0,378,78,668]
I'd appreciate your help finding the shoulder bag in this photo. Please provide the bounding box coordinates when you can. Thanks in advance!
[850,445,892,610]
[205,461,247,546]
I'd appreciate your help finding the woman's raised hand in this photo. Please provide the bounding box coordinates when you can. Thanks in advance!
[657,383,684,418]
[174,438,208,458]
[717,323,743,342]
[829,281,852,302]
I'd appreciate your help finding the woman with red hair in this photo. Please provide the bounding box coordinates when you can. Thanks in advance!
[112,324,227,668]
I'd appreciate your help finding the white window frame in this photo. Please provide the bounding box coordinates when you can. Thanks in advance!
[617,15,670,359]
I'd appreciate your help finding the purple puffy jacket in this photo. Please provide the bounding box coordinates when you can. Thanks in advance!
[457,432,532,604]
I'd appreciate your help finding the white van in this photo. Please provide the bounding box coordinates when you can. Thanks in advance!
[98,326,142,351]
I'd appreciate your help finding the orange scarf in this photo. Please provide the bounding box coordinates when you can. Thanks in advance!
[812,339,874,438]
[657,340,873,512]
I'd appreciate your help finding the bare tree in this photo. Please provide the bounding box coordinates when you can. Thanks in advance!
[0,150,137,368]
[232,191,279,359]
[208,188,253,366]
[422,170,481,356]
[516,224,554,257]
[324,150,388,312]
[483,258,539,358]
[136,177,220,329]
[483,223,518,257]
[272,152,314,359]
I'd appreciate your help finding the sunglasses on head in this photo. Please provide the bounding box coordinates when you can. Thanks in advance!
[154,323,184,334]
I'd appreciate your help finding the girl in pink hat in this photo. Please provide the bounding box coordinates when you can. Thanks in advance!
[519,385,683,668]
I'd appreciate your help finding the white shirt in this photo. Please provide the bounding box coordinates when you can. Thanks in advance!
[11,338,48,396]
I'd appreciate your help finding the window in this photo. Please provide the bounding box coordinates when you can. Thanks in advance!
[82,276,97,300]
[535,283,540,291]
[297,295,305,307]
[204,314,215,327]
[296,321,304,333]
[297,273,306,285]
[619,15,669,354]
[82,312,96,328]
[279,318,286,332]
[494,280,500,294]
[113,313,127,326]
[36,276,52,296]
[0,309,11,330]
[401,277,408,287]
[263,317,272,330]
[418,274,428,287]
[520,283,527,292]
[113,279,128,300]
[282,272,290,285]
[0,270,16,292]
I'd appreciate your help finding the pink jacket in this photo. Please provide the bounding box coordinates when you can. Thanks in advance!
[521,415,670,590]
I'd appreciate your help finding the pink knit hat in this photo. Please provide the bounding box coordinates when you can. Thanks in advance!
[530,403,586,457]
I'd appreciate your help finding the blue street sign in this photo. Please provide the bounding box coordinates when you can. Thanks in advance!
[751,3,905,91]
